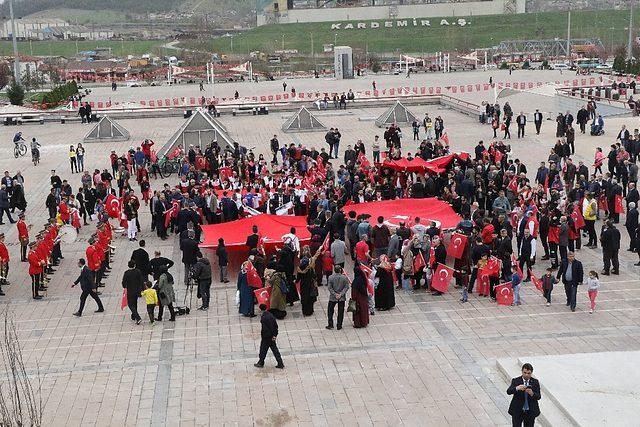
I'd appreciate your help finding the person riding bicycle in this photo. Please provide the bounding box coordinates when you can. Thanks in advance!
[13,132,24,146]
[30,138,41,161]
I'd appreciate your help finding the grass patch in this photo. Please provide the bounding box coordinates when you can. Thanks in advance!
[181,8,639,55]
[25,8,130,25]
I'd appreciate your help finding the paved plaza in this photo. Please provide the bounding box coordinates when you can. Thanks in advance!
[0,72,639,426]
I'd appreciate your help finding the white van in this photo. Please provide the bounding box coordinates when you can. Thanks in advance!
[551,63,570,70]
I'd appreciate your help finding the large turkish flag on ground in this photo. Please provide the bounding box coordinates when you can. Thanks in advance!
[495,282,514,306]
[254,287,271,310]
[431,263,454,293]
[447,232,467,259]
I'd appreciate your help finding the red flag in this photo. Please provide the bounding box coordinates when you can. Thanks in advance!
[254,287,272,310]
[614,194,624,214]
[413,251,426,272]
[511,254,523,278]
[120,289,128,310]
[495,282,514,305]
[167,146,182,160]
[494,148,503,164]
[598,193,608,211]
[570,207,585,229]
[359,263,375,295]
[321,233,330,252]
[484,256,501,278]
[219,166,232,182]
[440,133,450,146]
[105,194,121,218]
[477,272,490,296]
[543,175,549,192]
[530,270,543,293]
[246,262,262,288]
[357,152,371,168]
[431,263,454,293]
[508,176,518,193]
[447,232,467,259]
[257,235,266,255]
[316,158,326,179]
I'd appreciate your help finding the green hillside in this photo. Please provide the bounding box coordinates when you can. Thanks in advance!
[0,40,162,57]
[182,9,639,55]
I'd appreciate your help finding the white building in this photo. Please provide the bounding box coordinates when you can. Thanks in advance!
[0,18,68,39]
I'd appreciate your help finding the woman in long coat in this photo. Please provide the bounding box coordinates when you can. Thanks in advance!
[374,256,395,311]
[156,266,176,321]
[267,264,288,319]
[237,262,256,317]
[296,246,321,316]
[351,264,370,328]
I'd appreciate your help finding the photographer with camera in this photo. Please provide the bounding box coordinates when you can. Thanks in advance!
[191,252,212,311]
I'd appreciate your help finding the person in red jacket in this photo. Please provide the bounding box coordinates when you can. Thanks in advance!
[28,242,43,299]
[0,233,7,295]
[58,197,70,224]
[16,213,29,262]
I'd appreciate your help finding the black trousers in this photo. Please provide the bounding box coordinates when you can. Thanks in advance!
[535,122,541,134]
[549,242,558,267]
[517,125,525,138]
[543,288,552,303]
[146,304,155,322]
[327,300,345,328]
[585,220,597,246]
[30,274,40,298]
[78,289,104,314]
[158,301,175,320]
[198,280,211,308]
[20,240,27,261]
[559,245,568,262]
[258,337,283,365]
[0,262,8,285]
[128,295,141,321]
[512,410,536,427]
[603,250,619,273]
[519,258,533,280]
[0,208,14,223]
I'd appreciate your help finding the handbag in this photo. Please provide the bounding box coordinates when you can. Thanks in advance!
[347,298,357,313]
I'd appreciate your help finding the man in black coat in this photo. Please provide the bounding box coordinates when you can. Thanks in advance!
[625,202,639,252]
[180,231,199,285]
[130,240,150,280]
[600,220,621,275]
[507,363,541,427]
[533,109,543,134]
[245,225,260,252]
[149,250,174,280]
[73,258,104,316]
[122,260,143,323]
[254,304,284,369]
[556,251,583,312]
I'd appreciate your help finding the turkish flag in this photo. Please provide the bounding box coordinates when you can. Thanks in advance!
[495,282,514,305]
[195,156,206,171]
[598,193,608,211]
[543,175,549,192]
[440,133,450,146]
[257,235,266,255]
[357,152,370,168]
[120,289,128,310]
[494,148,503,164]
[570,207,585,229]
[254,287,272,310]
[247,262,262,288]
[614,194,624,214]
[321,233,330,252]
[484,256,501,277]
[508,176,518,193]
[413,251,426,272]
[105,194,121,218]
[219,166,232,181]
[316,158,326,179]
[511,254,523,278]
[167,146,182,160]
[359,263,375,295]
[447,233,467,259]
[477,272,490,295]
[530,270,543,293]
[431,263,454,293]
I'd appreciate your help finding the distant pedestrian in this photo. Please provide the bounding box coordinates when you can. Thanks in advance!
[254,304,284,369]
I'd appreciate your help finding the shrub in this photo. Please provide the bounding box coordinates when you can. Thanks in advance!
[6,80,24,105]
[40,80,78,107]
[499,61,508,69]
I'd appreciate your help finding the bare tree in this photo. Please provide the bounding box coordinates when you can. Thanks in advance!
[0,308,43,427]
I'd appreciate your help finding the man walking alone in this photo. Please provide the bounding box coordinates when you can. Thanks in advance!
[254,304,284,369]
[73,258,104,317]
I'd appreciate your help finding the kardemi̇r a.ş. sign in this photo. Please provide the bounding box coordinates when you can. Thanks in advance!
[330,18,470,30]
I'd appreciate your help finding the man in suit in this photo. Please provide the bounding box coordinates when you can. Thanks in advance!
[533,109,543,135]
[556,251,583,312]
[122,260,144,324]
[516,112,527,138]
[130,239,150,281]
[625,202,639,252]
[73,258,104,317]
[600,220,621,275]
[507,363,541,426]
[254,304,284,369]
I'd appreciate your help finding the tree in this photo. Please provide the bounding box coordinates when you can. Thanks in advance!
[0,63,10,90]
[613,54,627,73]
[6,80,25,106]
[369,54,381,73]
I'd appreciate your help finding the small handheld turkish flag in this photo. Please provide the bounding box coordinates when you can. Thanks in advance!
[254,287,272,310]
[511,254,523,278]
[447,232,467,259]
[431,263,454,293]
[530,270,543,293]
[246,262,262,288]
[495,282,514,306]
[413,251,426,272]
[120,289,128,310]
[570,207,586,229]
[477,272,490,296]
[105,194,121,218]
[614,194,624,214]
[484,256,501,278]
[321,233,330,252]
[598,193,608,211]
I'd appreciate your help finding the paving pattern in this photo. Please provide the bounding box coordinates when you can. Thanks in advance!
[0,72,639,426]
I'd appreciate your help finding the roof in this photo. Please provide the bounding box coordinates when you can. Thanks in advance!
[158,109,236,157]
[84,116,130,142]
[281,106,327,132]
[375,100,417,127]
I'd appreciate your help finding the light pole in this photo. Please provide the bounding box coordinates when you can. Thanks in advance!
[334,33,338,46]
[281,34,285,50]
[610,26,615,53]
[9,0,21,84]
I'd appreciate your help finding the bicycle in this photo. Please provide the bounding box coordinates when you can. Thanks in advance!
[158,156,181,178]
[14,139,27,158]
